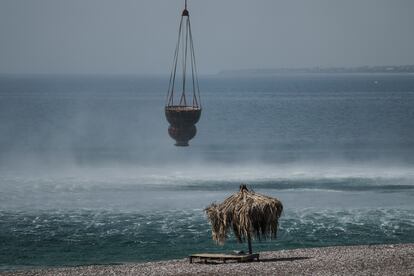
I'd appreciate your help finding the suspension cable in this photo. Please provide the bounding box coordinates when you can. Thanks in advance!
[167,16,184,106]
[188,19,197,107]
[179,16,189,106]
[166,0,201,109]
[189,19,201,108]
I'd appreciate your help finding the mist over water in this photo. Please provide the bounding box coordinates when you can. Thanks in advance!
[1,74,414,270]
[1,73,414,167]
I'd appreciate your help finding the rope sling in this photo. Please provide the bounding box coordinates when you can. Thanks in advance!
[166,0,201,109]
[164,0,202,147]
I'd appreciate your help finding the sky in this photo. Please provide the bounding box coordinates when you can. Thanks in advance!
[0,0,414,74]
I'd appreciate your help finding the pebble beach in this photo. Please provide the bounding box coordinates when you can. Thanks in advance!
[2,243,413,276]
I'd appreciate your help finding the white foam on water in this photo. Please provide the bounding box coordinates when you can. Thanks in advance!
[1,162,413,187]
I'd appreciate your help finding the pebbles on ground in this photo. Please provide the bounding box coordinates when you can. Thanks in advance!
[2,244,413,276]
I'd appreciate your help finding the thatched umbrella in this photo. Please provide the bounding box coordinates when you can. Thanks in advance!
[205,184,283,254]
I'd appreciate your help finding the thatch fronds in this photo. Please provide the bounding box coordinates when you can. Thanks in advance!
[205,184,283,245]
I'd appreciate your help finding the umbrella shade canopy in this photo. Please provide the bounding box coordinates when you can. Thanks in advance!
[205,185,283,247]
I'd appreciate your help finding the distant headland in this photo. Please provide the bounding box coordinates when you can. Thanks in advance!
[219,65,414,76]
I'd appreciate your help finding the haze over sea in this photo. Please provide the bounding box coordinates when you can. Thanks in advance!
[0,73,413,271]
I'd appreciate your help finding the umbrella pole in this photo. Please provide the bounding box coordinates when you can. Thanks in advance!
[247,233,253,254]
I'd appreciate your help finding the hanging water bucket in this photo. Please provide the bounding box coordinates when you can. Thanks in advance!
[165,0,202,147]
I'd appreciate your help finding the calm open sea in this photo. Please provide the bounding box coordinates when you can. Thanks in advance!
[0,73,413,271]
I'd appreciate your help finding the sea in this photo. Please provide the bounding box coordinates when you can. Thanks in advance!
[0,73,413,271]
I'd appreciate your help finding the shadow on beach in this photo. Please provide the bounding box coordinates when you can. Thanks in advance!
[259,256,311,263]
[190,256,311,265]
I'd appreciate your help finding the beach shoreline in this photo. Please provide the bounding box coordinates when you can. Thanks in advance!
[2,243,413,276]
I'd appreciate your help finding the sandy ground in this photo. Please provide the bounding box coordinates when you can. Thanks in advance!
[2,244,413,276]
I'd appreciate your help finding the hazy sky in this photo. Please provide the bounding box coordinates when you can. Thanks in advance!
[1,0,413,74]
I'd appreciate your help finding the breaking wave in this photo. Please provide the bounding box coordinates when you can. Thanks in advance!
[1,208,413,270]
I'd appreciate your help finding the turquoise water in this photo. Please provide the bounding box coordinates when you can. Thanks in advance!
[0,74,413,270]
[1,173,413,271]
